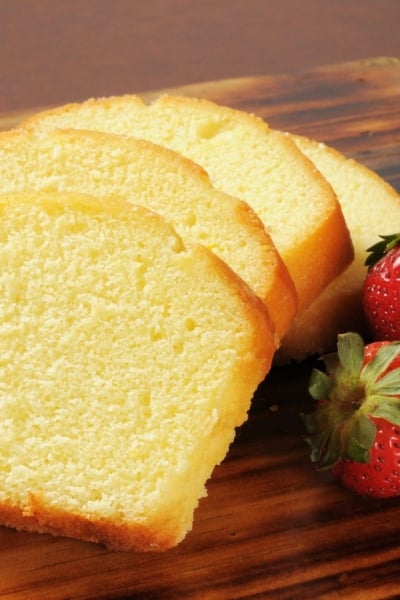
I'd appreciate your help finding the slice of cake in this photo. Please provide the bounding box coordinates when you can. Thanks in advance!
[0,190,275,551]
[0,127,296,343]
[276,135,400,362]
[20,94,354,314]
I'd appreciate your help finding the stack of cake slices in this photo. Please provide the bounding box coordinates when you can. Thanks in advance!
[0,93,397,551]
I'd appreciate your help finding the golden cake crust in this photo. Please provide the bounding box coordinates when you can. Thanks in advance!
[277,135,400,361]
[0,191,274,551]
[21,93,353,314]
[0,126,297,342]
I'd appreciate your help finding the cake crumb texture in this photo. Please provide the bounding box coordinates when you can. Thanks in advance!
[0,126,296,343]
[21,93,353,314]
[0,191,274,551]
[277,135,400,361]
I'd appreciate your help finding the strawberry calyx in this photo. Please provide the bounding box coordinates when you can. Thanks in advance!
[302,332,400,470]
[365,232,400,268]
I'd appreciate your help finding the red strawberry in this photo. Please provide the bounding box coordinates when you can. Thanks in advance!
[303,332,400,498]
[363,233,400,341]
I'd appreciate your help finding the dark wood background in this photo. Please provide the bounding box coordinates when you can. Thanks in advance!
[0,0,399,112]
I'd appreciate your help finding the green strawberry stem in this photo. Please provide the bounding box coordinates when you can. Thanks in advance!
[302,332,400,470]
[365,233,400,267]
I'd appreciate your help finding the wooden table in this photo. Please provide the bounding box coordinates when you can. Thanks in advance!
[0,56,399,599]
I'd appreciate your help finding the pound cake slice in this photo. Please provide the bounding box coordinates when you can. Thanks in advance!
[21,94,353,313]
[0,127,296,343]
[276,135,400,362]
[0,190,274,551]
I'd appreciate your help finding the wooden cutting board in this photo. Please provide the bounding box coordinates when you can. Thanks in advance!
[0,57,400,600]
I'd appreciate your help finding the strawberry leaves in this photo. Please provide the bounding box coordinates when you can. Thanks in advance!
[303,332,400,472]
[362,341,400,391]
[361,342,400,426]
[365,233,400,267]
[345,414,376,463]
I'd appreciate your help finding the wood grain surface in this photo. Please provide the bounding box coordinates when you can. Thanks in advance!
[0,57,400,600]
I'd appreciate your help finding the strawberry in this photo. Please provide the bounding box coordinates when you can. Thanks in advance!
[363,233,400,341]
[303,332,400,498]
